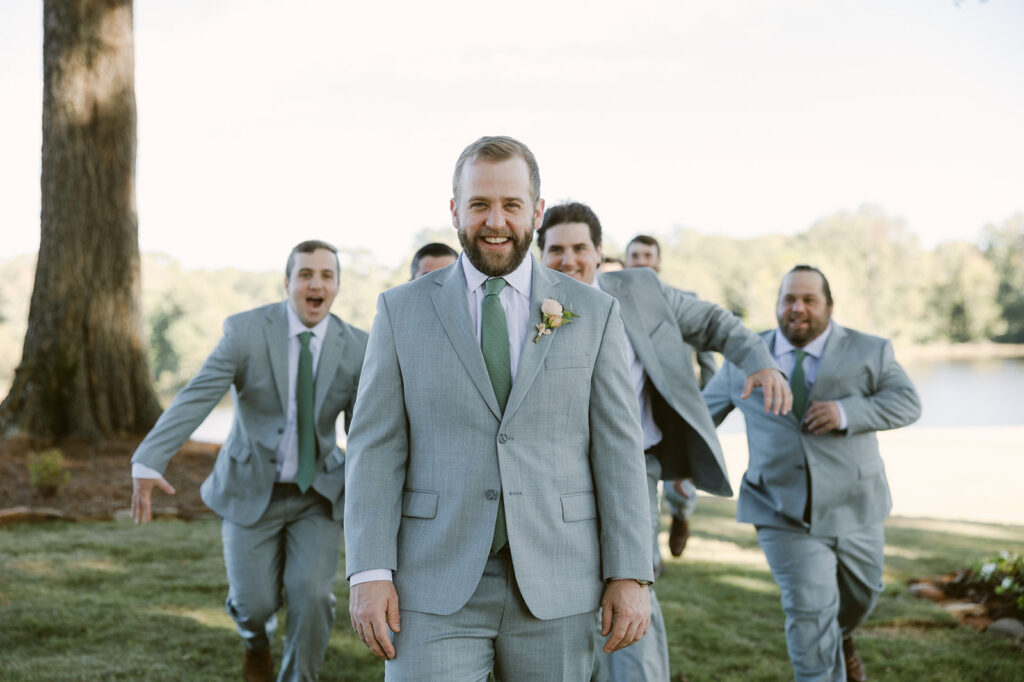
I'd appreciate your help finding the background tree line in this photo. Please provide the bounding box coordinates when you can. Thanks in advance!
[1,206,1021,401]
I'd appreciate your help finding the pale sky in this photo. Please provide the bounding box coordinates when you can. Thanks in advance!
[2,0,1022,271]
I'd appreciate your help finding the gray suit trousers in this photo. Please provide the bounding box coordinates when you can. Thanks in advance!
[385,550,599,682]
[757,525,885,682]
[222,485,342,682]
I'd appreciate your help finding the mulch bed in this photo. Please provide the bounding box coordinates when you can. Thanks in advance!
[0,436,218,522]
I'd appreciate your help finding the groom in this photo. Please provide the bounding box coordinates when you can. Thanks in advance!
[344,136,654,680]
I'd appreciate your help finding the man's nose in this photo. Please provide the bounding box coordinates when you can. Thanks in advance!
[485,206,506,228]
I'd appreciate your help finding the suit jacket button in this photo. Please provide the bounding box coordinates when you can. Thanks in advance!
[277,428,284,434]
[498,434,509,444]
[486,489,498,500]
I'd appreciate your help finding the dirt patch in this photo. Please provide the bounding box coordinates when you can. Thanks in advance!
[0,436,219,521]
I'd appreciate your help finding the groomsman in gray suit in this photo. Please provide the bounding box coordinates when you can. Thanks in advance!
[537,202,791,681]
[130,240,367,682]
[702,265,921,682]
[345,137,654,681]
[624,233,718,558]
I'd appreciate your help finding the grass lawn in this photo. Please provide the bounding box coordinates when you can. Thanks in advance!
[1,498,1022,681]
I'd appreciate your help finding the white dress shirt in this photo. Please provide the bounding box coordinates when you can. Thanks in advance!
[350,253,534,587]
[131,301,329,480]
[593,276,663,451]
[772,322,847,429]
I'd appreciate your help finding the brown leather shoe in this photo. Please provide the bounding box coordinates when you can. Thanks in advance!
[668,515,690,557]
[843,637,867,682]
[243,646,274,682]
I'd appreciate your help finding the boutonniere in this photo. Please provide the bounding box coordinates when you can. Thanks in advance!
[532,298,579,343]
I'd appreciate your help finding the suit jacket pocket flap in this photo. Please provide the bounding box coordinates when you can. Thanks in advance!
[545,353,591,370]
[857,458,885,480]
[223,440,251,463]
[402,490,439,519]
[561,491,597,522]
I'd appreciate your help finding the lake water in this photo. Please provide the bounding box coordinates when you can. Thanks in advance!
[718,356,1024,433]
[189,357,1024,443]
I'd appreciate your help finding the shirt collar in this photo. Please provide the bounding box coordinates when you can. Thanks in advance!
[774,322,832,359]
[461,252,533,299]
[286,300,331,340]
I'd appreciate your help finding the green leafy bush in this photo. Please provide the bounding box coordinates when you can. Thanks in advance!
[27,448,70,497]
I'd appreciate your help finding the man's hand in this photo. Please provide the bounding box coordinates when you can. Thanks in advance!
[803,400,842,434]
[740,368,792,415]
[350,581,401,660]
[600,579,651,653]
[131,476,176,525]
[672,478,694,498]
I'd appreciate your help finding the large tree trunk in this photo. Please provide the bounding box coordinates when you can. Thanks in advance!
[0,0,161,440]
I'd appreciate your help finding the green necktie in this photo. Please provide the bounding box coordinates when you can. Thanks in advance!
[481,278,511,552]
[296,331,316,492]
[790,349,807,422]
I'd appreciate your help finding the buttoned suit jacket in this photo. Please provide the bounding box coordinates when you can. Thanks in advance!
[343,257,653,620]
[598,268,778,496]
[131,301,368,526]
[702,325,921,535]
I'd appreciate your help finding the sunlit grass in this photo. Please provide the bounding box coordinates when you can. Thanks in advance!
[1,499,1022,680]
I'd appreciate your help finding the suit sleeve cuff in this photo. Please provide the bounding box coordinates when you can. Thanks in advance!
[350,569,394,585]
[132,462,163,479]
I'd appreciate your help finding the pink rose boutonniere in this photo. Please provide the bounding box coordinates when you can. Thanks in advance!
[532,298,579,343]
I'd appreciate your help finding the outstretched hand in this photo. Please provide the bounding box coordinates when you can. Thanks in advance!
[350,580,401,660]
[131,475,176,524]
[740,368,792,415]
[600,579,651,653]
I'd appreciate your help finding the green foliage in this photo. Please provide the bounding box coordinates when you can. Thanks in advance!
[973,551,1024,613]
[26,448,70,496]
[981,214,1024,342]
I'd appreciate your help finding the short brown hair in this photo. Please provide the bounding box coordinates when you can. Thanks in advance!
[452,136,541,205]
[627,234,660,256]
[286,240,340,279]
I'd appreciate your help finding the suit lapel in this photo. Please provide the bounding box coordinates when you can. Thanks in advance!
[264,302,290,417]
[314,316,345,421]
[503,259,559,422]
[809,324,847,402]
[598,273,666,384]
[431,264,503,421]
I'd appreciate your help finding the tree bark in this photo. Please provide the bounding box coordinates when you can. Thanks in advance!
[0,0,161,440]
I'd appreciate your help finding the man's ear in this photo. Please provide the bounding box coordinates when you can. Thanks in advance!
[450,198,459,229]
[283,275,290,293]
[532,198,546,229]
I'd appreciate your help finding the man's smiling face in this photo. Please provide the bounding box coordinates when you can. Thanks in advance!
[539,221,603,285]
[285,248,339,327]
[450,158,543,277]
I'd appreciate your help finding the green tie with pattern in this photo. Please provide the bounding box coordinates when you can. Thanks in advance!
[790,349,807,422]
[296,331,316,492]
[481,278,511,552]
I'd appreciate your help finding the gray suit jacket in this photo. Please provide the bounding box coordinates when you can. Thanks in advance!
[344,257,652,620]
[131,301,368,526]
[598,268,778,496]
[702,325,921,535]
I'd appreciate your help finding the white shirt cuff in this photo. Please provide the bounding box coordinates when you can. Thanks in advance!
[350,569,393,586]
[132,462,163,479]
[837,401,848,430]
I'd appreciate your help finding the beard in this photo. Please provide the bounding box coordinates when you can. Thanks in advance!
[779,313,830,347]
[457,222,534,277]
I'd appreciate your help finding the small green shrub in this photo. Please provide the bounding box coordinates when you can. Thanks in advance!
[27,448,70,497]
[975,551,1024,613]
